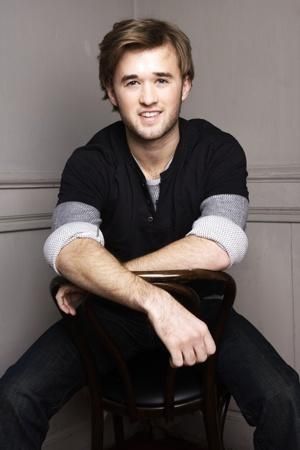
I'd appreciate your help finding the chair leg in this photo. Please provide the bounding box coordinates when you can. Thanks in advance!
[112,414,125,448]
[220,392,231,439]
[90,391,104,450]
[203,388,224,450]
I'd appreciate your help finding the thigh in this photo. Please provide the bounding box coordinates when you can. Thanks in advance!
[86,296,161,371]
[215,307,300,424]
[1,300,159,421]
[0,320,85,418]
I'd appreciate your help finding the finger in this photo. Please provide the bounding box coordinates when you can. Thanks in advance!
[60,302,77,315]
[64,289,86,309]
[56,290,64,303]
[58,296,69,313]
[169,350,184,368]
[193,343,209,363]
[63,297,77,315]
[182,348,197,366]
[204,333,216,356]
[68,306,77,316]
[57,294,76,316]
[58,301,69,314]
[56,288,72,304]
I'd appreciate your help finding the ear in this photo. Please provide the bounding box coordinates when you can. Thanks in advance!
[106,85,118,108]
[181,76,192,102]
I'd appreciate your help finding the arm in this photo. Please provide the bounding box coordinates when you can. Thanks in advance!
[48,136,247,366]
[125,234,229,272]
[125,194,248,272]
[48,192,247,364]
[56,237,216,367]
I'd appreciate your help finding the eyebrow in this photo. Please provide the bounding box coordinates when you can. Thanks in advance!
[120,72,174,83]
[153,72,173,78]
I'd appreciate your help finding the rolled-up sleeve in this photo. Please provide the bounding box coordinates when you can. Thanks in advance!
[43,201,104,274]
[186,194,249,265]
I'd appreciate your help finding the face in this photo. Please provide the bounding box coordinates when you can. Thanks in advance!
[106,43,191,145]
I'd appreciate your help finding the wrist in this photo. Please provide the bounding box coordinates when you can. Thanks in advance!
[138,282,173,318]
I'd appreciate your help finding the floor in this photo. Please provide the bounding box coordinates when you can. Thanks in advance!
[108,434,205,449]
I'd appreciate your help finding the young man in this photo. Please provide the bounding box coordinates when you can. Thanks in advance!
[0,18,299,450]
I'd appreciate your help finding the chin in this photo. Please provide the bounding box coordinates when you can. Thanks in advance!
[127,124,164,141]
[132,121,178,142]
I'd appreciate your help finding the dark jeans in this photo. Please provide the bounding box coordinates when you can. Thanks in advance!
[0,297,299,450]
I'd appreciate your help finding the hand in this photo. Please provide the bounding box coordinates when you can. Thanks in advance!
[147,294,216,367]
[56,284,87,316]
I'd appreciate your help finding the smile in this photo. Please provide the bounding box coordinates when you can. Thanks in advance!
[139,111,161,118]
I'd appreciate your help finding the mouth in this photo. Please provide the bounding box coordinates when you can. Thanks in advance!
[138,111,162,125]
[139,111,161,118]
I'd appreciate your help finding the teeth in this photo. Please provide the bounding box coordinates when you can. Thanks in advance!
[141,111,159,117]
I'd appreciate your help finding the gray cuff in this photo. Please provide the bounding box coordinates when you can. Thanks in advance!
[52,201,101,230]
[43,222,105,274]
[200,194,248,230]
[186,215,248,265]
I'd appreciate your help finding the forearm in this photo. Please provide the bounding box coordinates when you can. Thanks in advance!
[55,237,216,368]
[125,235,230,272]
[56,238,169,313]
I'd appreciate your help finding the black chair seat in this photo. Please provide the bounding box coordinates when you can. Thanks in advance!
[102,350,204,407]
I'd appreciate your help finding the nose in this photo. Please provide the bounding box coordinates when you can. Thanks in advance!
[139,82,158,106]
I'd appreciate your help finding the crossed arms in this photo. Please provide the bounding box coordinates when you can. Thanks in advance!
[55,233,228,367]
[44,194,248,367]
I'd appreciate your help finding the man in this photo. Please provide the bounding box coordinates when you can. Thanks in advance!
[0,18,299,450]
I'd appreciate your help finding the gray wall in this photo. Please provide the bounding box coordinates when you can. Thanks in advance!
[0,1,133,448]
[1,1,299,449]
[136,1,300,448]
[135,0,300,359]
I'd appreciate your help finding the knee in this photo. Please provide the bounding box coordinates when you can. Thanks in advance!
[269,379,300,408]
[262,370,300,416]
[0,366,50,449]
[242,367,300,427]
[0,363,50,439]
[252,376,300,449]
[0,367,31,413]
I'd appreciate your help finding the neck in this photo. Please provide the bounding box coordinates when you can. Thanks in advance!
[126,123,180,180]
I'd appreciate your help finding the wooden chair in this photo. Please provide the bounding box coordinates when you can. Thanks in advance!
[50,269,236,450]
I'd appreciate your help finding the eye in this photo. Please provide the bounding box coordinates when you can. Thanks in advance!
[125,80,139,87]
[156,78,169,84]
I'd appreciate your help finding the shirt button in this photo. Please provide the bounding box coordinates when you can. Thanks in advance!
[147,216,154,223]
